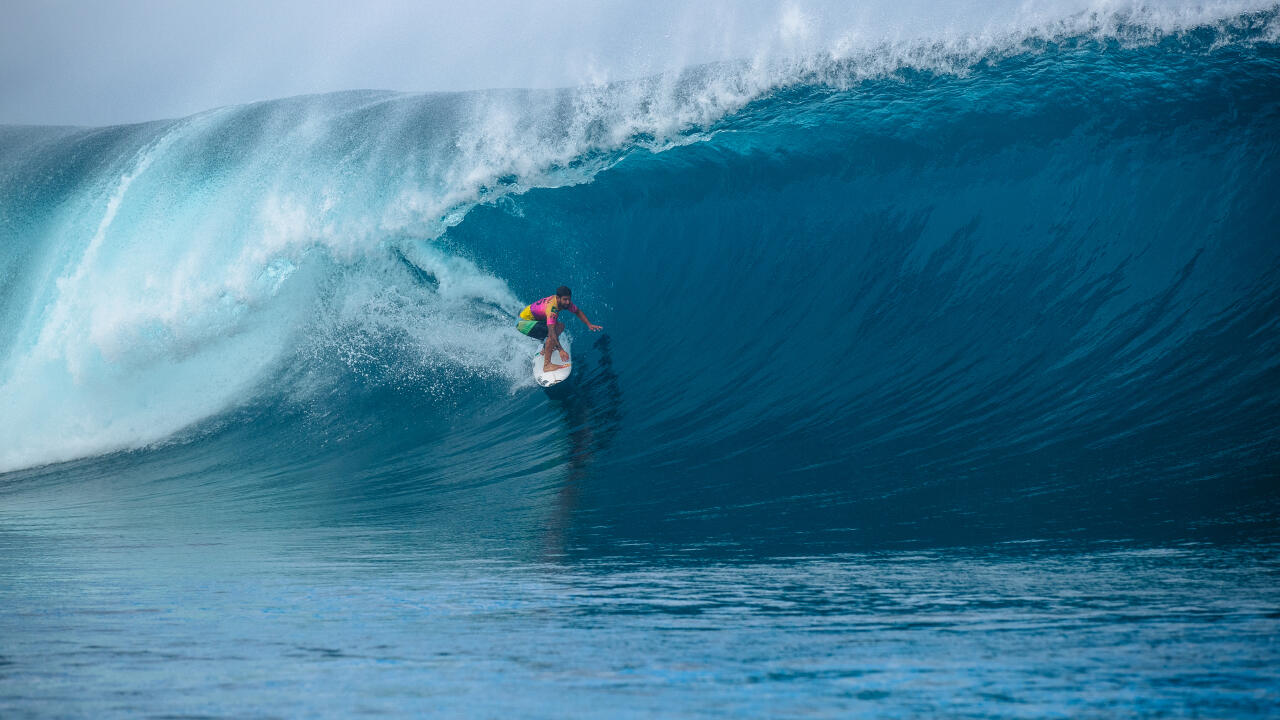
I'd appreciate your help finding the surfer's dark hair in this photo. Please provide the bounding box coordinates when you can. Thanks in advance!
[556,285,572,297]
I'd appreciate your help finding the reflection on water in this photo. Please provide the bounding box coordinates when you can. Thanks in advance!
[543,334,624,559]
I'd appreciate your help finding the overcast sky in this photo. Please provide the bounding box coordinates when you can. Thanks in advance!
[3,0,1244,127]
[0,0,858,126]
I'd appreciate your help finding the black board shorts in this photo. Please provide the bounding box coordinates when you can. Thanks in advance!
[518,319,549,341]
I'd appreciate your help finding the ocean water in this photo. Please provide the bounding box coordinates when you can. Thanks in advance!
[2,4,1280,717]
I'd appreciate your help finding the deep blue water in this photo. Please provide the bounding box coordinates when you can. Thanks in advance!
[2,10,1280,718]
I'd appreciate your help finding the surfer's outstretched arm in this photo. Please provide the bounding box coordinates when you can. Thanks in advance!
[574,308,603,331]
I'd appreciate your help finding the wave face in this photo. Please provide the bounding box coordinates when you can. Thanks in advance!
[2,9,1279,551]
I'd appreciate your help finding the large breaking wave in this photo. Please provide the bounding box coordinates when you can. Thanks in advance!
[1,2,1277,548]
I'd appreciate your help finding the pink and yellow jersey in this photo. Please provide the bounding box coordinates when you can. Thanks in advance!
[518,295,578,332]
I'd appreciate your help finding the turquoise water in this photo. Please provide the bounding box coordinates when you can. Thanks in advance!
[4,524,1277,717]
[2,6,1280,717]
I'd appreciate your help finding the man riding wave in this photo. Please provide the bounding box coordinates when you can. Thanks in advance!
[517,285,602,372]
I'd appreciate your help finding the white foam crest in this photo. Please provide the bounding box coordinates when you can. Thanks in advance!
[773,0,1279,87]
[385,0,1277,238]
[0,113,334,472]
[293,244,535,403]
[29,132,169,377]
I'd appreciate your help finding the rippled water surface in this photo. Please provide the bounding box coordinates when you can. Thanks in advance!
[3,519,1277,718]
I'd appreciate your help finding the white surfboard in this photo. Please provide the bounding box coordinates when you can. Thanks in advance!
[532,335,572,387]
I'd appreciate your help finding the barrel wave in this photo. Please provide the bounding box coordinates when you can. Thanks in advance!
[2,12,1279,555]
[3,6,1280,717]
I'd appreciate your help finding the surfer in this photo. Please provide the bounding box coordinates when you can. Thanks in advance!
[517,285,603,372]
